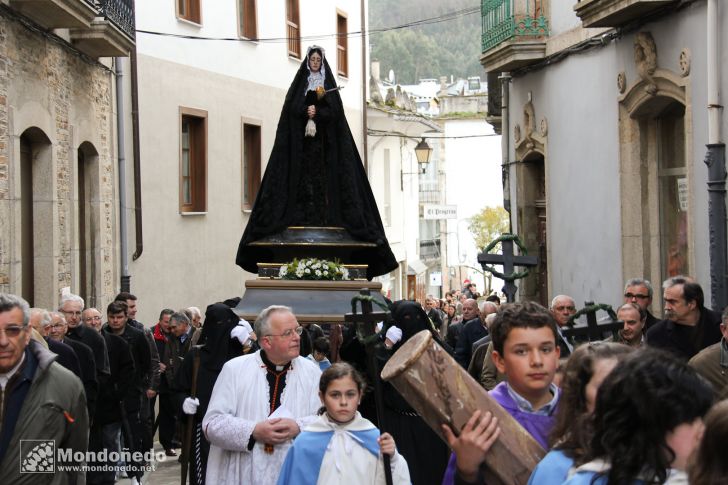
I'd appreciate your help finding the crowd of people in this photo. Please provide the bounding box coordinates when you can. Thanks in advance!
[0,291,207,485]
[0,274,727,484]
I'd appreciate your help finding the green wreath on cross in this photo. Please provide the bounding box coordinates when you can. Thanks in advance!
[350,295,390,346]
[566,303,618,328]
[481,234,531,282]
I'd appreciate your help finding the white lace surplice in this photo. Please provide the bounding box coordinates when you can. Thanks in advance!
[202,351,322,485]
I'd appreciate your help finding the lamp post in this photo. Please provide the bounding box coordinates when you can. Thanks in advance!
[401,137,432,190]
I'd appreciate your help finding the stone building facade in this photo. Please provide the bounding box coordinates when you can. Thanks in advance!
[0,2,135,310]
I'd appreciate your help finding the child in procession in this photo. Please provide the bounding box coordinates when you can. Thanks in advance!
[528,342,634,484]
[276,363,411,485]
[563,348,713,485]
[442,301,562,485]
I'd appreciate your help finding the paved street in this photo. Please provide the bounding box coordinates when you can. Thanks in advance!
[118,442,182,485]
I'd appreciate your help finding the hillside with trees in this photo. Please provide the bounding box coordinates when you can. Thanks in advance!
[369,0,482,85]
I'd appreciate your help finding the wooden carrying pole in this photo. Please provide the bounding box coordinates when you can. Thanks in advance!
[381,330,545,485]
[181,351,201,485]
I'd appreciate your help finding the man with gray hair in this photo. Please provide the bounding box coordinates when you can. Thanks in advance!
[455,300,497,368]
[29,307,82,379]
[550,294,577,357]
[623,277,659,331]
[155,311,189,457]
[0,293,88,484]
[61,293,110,380]
[203,305,321,484]
[646,276,722,360]
[186,306,202,328]
[48,311,98,421]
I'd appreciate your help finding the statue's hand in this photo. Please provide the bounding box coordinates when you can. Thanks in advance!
[307,105,316,118]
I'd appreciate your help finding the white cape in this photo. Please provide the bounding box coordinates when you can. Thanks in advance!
[203,351,322,485]
[312,413,411,485]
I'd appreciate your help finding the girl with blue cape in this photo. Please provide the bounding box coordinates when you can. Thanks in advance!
[277,363,411,485]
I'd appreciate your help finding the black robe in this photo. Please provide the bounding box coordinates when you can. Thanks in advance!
[235,54,397,279]
[379,301,452,485]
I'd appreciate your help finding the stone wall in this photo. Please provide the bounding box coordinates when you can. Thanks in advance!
[0,10,118,309]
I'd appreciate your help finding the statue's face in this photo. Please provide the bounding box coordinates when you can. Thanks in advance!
[309,52,322,73]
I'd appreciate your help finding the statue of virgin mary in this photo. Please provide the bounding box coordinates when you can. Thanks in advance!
[235,46,398,279]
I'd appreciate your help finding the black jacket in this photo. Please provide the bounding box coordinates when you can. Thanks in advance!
[102,324,151,412]
[45,338,81,378]
[62,338,98,421]
[66,323,110,378]
[95,333,135,425]
[646,307,722,360]
[445,320,464,351]
[455,318,487,368]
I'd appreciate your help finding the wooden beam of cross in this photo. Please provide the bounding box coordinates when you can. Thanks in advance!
[478,236,539,303]
[562,301,623,343]
[343,289,394,485]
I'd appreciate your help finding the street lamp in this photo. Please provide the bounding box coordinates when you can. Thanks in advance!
[414,137,433,166]
[401,137,432,190]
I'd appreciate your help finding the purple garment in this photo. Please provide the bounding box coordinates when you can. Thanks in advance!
[442,381,558,485]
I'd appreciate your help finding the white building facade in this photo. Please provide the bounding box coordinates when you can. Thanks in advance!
[480,0,727,310]
[132,0,368,323]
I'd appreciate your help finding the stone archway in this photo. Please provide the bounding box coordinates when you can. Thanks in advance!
[18,127,53,307]
[619,58,692,298]
[514,99,549,306]
[77,141,100,308]
[515,149,548,307]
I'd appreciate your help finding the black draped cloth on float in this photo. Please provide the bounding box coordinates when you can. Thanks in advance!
[235,48,398,280]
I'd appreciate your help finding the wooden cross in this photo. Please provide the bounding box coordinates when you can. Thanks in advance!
[478,238,539,303]
[562,301,623,343]
[344,289,394,485]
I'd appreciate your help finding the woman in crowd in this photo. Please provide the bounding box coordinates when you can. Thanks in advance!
[688,399,728,485]
[563,348,713,485]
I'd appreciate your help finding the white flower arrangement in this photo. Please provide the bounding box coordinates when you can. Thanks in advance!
[280,258,348,281]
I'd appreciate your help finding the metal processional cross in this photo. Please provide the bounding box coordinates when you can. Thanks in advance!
[478,235,538,303]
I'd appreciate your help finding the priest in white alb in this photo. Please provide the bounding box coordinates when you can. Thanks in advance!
[203,305,322,484]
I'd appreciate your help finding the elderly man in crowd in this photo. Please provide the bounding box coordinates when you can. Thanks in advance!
[647,276,722,360]
[615,303,647,347]
[549,294,577,357]
[623,278,659,331]
[61,293,110,382]
[0,293,88,485]
[29,307,82,378]
[82,307,104,332]
[48,311,98,422]
[450,298,480,365]
[203,305,321,484]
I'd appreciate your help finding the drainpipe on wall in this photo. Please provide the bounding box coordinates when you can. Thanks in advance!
[130,46,143,261]
[705,0,726,311]
[361,0,368,173]
[499,72,512,231]
[115,58,130,292]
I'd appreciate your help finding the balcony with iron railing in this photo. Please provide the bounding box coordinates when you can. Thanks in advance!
[9,0,98,29]
[420,239,442,262]
[419,181,441,204]
[70,0,136,58]
[10,0,135,58]
[480,0,549,74]
[573,0,675,28]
